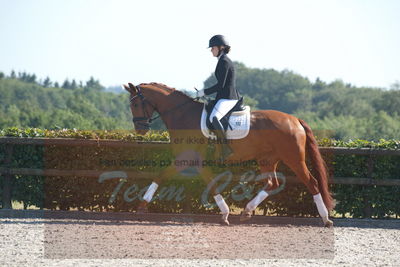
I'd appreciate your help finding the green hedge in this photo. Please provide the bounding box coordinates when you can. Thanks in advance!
[1,127,399,218]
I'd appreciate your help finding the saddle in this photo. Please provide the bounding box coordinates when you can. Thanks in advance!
[201,97,251,140]
[205,97,245,131]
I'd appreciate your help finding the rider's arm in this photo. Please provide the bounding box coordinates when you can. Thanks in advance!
[204,59,230,95]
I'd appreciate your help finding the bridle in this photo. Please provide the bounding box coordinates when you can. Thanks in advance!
[129,85,194,130]
[129,85,160,130]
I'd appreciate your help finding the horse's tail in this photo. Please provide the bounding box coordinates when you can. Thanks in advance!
[298,119,334,211]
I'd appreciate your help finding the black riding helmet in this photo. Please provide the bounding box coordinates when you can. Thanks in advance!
[208,35,230,48]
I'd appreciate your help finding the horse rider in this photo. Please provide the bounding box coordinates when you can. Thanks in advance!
[196,34,241,160]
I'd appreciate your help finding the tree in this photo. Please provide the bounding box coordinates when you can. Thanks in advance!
[70,79,77,90]
[27,74,37,83]
[0,72,4,79]
[0,77,132,130]
[18,71,26,81]
[17,72,37,83]
[373,90,400,116]
[1,67,398,141]
[242,95,259,110]
[85,76,103,90]
[312,77,326,91]
[43,77,52,88]
[62,79,71,89]
[390,81,400,91]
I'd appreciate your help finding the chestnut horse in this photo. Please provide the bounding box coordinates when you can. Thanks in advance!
[123,82,334,227]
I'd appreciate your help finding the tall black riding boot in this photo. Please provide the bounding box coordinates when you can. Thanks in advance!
[212,117,233,161]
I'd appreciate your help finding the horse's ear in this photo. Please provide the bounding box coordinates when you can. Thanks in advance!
[128,83,138,93]
[122,83,136,94]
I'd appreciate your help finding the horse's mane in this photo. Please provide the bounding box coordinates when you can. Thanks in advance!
[139,82,195,101]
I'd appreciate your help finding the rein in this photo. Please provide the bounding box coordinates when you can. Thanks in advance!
[130,85,194,129]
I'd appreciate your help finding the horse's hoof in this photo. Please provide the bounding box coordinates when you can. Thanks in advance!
[136,208,148,214]
[324,219,334,228]
[240,210,252,222]
[219,213,230,226]
[136,202,148,214]
[220,219,230,226]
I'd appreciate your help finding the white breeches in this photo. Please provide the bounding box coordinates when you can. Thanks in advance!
[209,99,238,123]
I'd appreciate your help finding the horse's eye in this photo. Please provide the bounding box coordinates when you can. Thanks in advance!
[134,103,138,108]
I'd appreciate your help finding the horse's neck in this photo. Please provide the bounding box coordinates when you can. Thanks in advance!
[154,91,203,131]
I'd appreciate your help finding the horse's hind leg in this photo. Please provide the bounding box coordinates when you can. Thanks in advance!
[240,160,279,222]
[200,167,231,226]
[284,160,333,227]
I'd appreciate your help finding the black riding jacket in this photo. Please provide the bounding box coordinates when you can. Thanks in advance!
[204,53,240,100]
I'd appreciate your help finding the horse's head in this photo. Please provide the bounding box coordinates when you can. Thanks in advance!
[123,83,157,135]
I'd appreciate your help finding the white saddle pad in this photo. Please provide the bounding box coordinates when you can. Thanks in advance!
[200,105,251,139]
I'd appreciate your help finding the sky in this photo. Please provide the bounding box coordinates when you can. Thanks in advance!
[0,0,399,91]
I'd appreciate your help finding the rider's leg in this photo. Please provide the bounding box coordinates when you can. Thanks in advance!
[209,99,238,124]
[209,99,238,160]
[211,117,233,160]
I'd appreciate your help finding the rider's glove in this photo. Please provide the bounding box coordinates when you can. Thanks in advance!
[196,89,205,98]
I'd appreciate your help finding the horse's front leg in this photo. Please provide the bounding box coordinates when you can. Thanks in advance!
[136,164,177,213]
[201,167,230,226]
